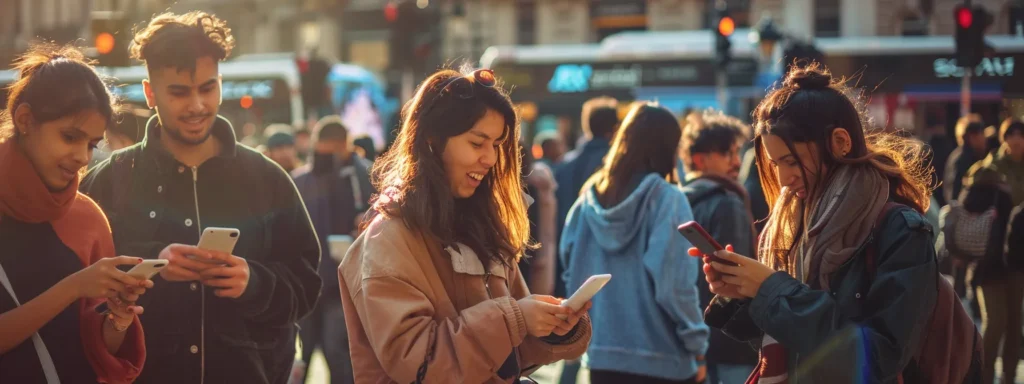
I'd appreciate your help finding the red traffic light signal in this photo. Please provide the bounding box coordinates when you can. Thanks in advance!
[718,16,735,37]
[956,6,973,29]
[384,2,398,22]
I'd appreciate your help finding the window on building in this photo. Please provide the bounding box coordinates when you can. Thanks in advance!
[814,0,840,37]
[900,13,928,36]
[703,0,751,29]
[1011,4,1024,36]
[517,0,536,45]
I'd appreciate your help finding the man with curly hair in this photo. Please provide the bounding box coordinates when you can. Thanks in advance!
[80,11,322,384]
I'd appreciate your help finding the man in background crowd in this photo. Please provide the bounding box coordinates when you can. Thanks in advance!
[291,116,374,384]
[265,131,301,173]
[679,110,758,384]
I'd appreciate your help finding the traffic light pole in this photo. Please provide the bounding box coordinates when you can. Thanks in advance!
[716,70,728,114]
[961,69,972,117]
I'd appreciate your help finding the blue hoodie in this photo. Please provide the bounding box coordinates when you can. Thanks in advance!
[560,173,709,381]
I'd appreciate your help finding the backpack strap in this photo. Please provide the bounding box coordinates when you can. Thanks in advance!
[865,202,906,279]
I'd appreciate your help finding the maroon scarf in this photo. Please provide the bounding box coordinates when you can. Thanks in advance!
[0,138,79,223]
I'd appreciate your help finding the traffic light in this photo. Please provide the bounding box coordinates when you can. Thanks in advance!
[387,0,438,71]
[782,41,825,75]
[954,3,993,68]
[714,2,733,68]
[298,56,331,114]
[90,13,130,67]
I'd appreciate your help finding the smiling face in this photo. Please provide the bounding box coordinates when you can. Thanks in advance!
[761,133,824,200]
[16,107,106,191]
[143,57,222,146]
[440,108,506,199]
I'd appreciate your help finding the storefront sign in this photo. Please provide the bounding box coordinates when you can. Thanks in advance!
[934,56,1015,78]
[543,60,756,94]
[112,80,280,103]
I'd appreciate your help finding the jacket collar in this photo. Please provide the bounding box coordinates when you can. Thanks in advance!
[139,115,238,173]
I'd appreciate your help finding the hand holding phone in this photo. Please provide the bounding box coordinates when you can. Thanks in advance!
[558,274,611,320]
[190,227,239,265]
[125,259,168,280]
[677,221,737,266]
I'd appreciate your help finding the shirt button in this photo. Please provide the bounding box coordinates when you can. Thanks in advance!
[190,345,199,354]
[149,211,156,219]
[157,186,163,193]
[190,282,198,291]
[185,219,193,227]
[855,293,862,299]
[178,166,185,173]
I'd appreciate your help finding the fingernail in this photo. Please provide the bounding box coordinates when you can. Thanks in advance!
[137,258,143,263]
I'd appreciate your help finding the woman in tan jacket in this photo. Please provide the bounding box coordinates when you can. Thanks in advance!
[339,68,593,383]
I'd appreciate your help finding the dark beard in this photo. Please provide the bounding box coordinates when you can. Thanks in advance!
[162,121,214,146]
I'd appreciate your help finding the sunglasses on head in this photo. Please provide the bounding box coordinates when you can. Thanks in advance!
[420,69,497,115]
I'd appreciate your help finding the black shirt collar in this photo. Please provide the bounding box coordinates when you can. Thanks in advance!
[139,115,238,173]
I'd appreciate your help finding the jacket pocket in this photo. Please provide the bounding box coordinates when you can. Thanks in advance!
[212,333,270,383]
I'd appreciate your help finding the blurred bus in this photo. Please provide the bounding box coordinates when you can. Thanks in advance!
[482,32,1024,142]
[0,53,303,136]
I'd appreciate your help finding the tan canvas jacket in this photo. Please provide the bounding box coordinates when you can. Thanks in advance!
[339,215,591,383]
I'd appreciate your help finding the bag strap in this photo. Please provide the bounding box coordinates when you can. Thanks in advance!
[0,262,61,384]
[865,202,904,278]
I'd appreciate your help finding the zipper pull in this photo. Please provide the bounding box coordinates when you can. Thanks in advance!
[191,166,198,182]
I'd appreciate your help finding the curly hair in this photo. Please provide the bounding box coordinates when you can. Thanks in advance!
[130,11,235,72]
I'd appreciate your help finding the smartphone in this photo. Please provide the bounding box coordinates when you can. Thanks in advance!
[327,235,354,263]
[558,274,612,319]
[191,227,239,264]
[125,259,168,280]
[97,260,167,314]
[677,221,737,266]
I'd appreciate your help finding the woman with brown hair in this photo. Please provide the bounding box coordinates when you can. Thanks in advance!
[694,64,969,382]
[561,103,708,384]
[0,44,150,382]
[338,68,592,383]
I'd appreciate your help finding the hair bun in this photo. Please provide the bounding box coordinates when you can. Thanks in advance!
[783,66,832,90]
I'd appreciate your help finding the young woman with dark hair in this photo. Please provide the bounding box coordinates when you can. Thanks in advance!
[561,102,708,384]
[0,44,150,382]
[339,68,591,383]
[695,64,952,382]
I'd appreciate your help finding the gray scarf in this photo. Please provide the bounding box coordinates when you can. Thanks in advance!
[760,165,890,291]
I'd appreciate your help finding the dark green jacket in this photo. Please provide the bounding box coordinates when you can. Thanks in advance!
[706,205,938,383]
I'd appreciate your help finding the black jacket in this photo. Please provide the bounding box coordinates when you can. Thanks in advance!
[944,146,981,204]
[706,204,938,383]
[681,175,759,366]
[80,116,322,384]
[292,153,374,300]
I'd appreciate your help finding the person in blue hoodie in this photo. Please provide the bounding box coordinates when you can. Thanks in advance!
[560,102,709,384]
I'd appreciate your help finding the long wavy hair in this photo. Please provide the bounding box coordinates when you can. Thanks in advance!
[586,103,681,208]
[366,68,529,265]
[752,64,933,270]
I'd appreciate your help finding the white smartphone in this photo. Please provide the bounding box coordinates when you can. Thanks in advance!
[558,274,612,319]
[125,259,168,280]
[327,234,354,263]
[191,227,240,264]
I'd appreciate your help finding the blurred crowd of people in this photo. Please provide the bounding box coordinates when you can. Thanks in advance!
[0,7,1015,384]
